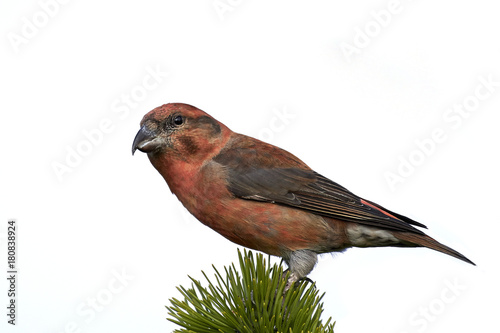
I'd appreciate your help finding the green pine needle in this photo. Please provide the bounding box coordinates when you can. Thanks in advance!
[166,249,335,333]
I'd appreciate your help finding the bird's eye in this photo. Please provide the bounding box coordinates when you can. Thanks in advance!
[172,115,184,126]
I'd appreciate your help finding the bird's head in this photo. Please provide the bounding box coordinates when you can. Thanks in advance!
[132,103,230,162]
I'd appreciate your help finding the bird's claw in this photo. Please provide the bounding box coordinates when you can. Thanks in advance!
[283,271,315,292]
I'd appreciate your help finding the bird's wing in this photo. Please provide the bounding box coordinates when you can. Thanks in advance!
[214,137,427,234]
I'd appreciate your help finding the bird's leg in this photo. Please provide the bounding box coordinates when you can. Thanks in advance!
[284,272,300,291]
[283,250,318,291]
[284,272,316,291]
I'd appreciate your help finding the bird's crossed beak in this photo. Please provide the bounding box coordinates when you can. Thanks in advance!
[132,124,161,155]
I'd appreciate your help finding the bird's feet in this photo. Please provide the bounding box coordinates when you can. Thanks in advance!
[283,269,315,292]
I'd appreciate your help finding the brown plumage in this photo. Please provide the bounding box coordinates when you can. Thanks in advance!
[132,103,474,288]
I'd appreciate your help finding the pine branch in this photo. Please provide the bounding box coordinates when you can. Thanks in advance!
[166,249,335,333]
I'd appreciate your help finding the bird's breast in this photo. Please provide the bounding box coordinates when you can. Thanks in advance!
[154,158,349,256]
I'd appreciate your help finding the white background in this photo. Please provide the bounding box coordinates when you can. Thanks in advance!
[1,1,499,332]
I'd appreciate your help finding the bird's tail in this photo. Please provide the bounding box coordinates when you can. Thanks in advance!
[392,232,475,266]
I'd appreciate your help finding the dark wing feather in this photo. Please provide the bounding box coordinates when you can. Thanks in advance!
[215,137,426,234]
[299,172,427,232]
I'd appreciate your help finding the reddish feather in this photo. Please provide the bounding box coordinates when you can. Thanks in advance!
[132,103,475,282]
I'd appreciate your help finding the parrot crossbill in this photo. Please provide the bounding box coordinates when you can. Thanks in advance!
[132,103,474,288]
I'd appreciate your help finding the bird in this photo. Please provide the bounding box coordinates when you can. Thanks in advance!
[132,103,475,288]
